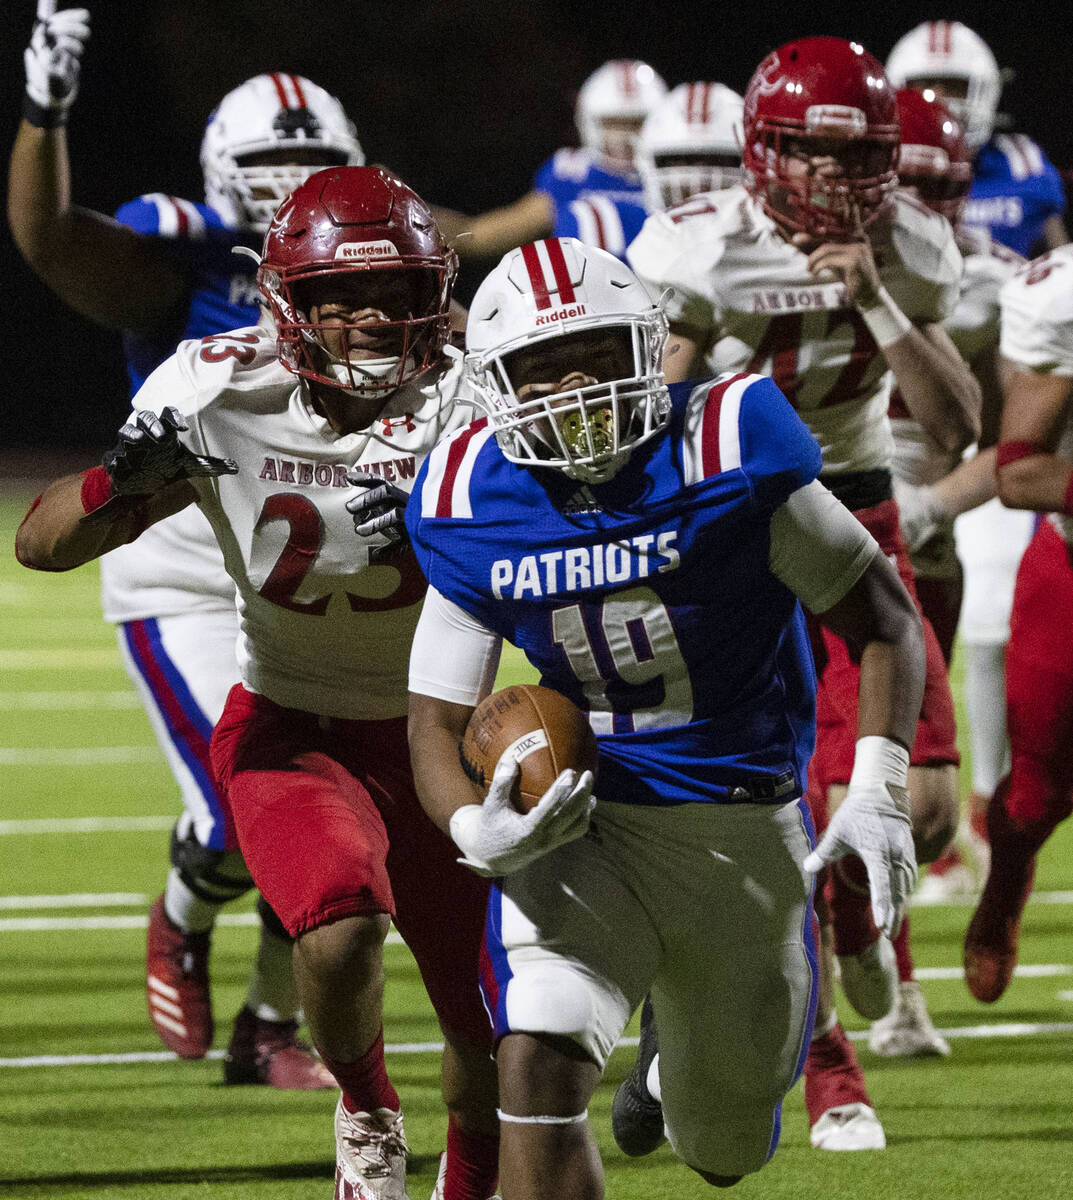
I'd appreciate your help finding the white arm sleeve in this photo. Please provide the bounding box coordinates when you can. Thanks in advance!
[408,585,503,706]
[770,480,880,613]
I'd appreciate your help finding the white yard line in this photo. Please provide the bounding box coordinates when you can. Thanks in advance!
[0,747,161,766]
[0,892,151,909]
[0,815,174,835]
[0,691,140,709]
[4,1023,1073,1069]
[0,649,121,669]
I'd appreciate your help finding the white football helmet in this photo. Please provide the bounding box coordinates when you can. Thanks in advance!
[575,60,668,172]
[636,82,744,211]
[465,238,671,482]
[886,21,1001,150]
[201,74,364,231]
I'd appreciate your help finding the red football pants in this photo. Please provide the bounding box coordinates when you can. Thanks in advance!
[211,684,493,1044]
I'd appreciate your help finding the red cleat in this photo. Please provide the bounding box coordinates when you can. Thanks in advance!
[223,1006,336,1089]
[963,802,1038,1003]
[146,894,213,1059]
[804,1022,885,1150]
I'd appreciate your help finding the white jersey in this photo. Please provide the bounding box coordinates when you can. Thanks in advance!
[1000,245,1073,542]
[627,186,962,480]
[99,507,236,623]
[891,225,1023,490]
[130,326,474,719]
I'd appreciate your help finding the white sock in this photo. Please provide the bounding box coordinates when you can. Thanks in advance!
[163,868,220,933]
[962,640,1010,796]
[243,926,299,1023]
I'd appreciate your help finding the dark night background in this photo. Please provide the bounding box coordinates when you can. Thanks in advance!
[3,1,1071,456]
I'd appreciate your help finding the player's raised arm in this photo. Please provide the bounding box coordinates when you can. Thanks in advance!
[15,406,236,571]
[802,227,981,455]
[8,2,188,331]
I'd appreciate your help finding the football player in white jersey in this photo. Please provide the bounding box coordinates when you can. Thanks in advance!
[9,3,371,1083]
[890,88,1029,922]
[15,166,501,1200]
[625,35,982,1150]
[963,245,1073,1005]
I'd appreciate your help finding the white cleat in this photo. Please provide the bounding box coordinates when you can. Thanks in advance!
[334,1097,409,1200]
[428,1150,501,1200]
[837,935,898,1020]
[868,980,951,1058]
[809,1102,886,1151]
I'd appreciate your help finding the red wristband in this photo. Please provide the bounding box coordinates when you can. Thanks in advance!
[80,466,115,513]
[996,440,1047,469]
[1062,471,1073,517]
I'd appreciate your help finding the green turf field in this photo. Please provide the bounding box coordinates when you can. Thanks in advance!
[2,492,1071,1199]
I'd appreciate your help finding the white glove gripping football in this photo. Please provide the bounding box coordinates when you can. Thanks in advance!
[802,736,917,937]
[103,407,238,496]
[345,468,410,562]
[449,754,596,877]
[24,2,91,127]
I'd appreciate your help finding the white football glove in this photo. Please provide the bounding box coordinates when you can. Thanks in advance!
[892,478,947,556]
[24,1,91,123]
[802,736,917,937]
[449,753,596,877]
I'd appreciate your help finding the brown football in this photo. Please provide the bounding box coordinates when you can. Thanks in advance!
[460,684,598,813]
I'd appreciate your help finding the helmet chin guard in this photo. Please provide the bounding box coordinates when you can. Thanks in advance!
[465,238,671,482]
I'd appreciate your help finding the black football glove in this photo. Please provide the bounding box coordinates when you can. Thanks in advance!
[103,406,238,495]
[346,468,410,562]
[24,1,91,127]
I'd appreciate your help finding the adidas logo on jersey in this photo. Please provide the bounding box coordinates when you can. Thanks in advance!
[561,485,604,515]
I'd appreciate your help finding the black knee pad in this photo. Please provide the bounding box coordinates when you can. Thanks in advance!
[170,822,254,904]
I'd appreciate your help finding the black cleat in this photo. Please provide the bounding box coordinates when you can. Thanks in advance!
[611,996,666,1156]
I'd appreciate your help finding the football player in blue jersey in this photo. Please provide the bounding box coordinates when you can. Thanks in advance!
[436,60,666,263]
[404,237,926,1194]
[886,20,1069,258]
[9,2,362,1086]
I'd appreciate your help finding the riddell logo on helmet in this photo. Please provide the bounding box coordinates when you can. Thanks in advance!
[335,240,400,260]
[534,304,588,326]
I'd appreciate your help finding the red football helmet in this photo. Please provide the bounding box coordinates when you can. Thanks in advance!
[895,88,972,226]
[743,36,900,239]
[258,166,456,396]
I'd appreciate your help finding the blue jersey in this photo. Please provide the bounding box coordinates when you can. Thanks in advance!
[408,373,823,807]
[114,194,263,393]
[534,148,647,262]
[964,134,1067,258]
[553,194,649,263]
